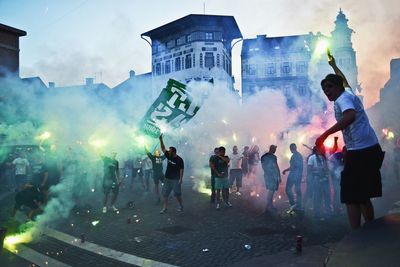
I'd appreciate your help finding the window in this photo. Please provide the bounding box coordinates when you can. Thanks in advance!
[205,32,213,40]
[187,34,192,42]
[283,86,290,95]
[246,64,256,75]
[281,62,291,75]
[167,40,175,49]
[200,53,203,68]
[176,36,186,46]
[175,57,181,71]
[185,54,192,69]
[296,61,307,74]
[298,85,307,96]
[165,60,171,74]
[216,54,220,68]
[266,63,276,75]
[205,52,214,68]
[158,44,164,53]
[182,57,184,70]
[192,54,195,67]
[155,63,161,75]
[222,55,226,71]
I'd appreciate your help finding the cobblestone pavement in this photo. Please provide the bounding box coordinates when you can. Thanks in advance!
[3,177,398,267]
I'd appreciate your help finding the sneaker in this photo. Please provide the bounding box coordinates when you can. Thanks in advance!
[225,201,233,207]
[111,205,118,212]
[216,203,220,210]
[235,192,241,196]
[102,206,107,213]
[177,206,184,212]
[160,208,167,214]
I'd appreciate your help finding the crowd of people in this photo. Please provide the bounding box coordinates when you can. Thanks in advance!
[1,55,391,230]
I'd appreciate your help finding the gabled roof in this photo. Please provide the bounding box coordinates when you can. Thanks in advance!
[142,14,242,40]
[0,23,26,36]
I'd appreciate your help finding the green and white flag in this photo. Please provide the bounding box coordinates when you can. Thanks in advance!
[140,79,200,138]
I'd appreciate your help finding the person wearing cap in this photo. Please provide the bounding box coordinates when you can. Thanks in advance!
[261,145,281,213]
[316,54,384,229]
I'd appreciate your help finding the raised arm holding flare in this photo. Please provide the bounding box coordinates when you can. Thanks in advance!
[317,52,383,229]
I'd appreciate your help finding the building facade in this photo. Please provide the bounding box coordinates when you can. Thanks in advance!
[241,9,359,110]
[368,58,400,134]
[0,23,26,78]
[141,14,242,94]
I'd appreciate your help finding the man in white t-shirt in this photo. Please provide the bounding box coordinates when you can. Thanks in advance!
[316,54,383,229]
[229,145,243,195]
[12,152,30,192]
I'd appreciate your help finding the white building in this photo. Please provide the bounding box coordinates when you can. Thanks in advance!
[141,14,242,94]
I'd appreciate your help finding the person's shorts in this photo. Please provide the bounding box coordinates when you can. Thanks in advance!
[15,193,39,210]
[229,169,243,187]
[132,168,142,178]
[162,179,181,197]
[341,144,384,204]
[143,170,153,180]
[152,173,164,185]
[264,176,279,191]
[103,180,119,195]
[15,174,27,190]
[215,177,230,190]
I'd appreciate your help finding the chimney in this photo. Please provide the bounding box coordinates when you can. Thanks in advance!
[129,70,136,78]
[256,34,267,40]
[48,82,55,88]
[390,58,400,81]
[85,78,94,86]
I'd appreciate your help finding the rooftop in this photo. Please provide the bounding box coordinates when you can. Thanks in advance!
[0,23,27,36]
[142,14,242,41]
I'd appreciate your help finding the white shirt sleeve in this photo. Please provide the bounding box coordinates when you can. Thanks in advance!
[337,91,356,113]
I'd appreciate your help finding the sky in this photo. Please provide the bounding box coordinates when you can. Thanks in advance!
[0,0,399,108]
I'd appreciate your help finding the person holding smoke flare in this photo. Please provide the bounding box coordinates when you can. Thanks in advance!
[12,184,44,220]
[159,134,184,214]
[101,152,120,213]
[145,146,166,204]
[316,52,384,229]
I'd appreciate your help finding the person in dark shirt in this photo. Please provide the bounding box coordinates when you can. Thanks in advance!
[241,146,250,179]
[282,143,304,211]
[210,146,231,209]
[145,147,166,204]
[159,134,184,214]
[101,152,120,213]
[261,145,281,213]
[209,147,219,204]
[12,185,44,220]
[30,153,49,200]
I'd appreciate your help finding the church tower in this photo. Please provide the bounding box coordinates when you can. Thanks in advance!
[331,9,360,93]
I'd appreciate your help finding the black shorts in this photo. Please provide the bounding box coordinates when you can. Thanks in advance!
[103,180,119,195]
[15,194,39,210]
[341,144,384,204]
